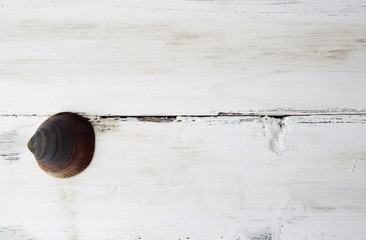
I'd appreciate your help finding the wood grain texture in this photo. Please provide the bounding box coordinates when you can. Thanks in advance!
[0,0,365,115]
[1,115,365,240]
[1,1,365,239]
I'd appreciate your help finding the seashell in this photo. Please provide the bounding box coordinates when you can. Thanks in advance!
[27,112,95,178]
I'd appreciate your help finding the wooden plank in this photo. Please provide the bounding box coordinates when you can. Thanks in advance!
[1,115,365,239]
[0,0,366,115]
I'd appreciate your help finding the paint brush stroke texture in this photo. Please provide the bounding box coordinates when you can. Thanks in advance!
[0,1,365,239]
[0,0,365,115]
[0,115,365,240]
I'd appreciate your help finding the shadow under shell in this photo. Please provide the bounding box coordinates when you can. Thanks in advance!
[28,112,95,178]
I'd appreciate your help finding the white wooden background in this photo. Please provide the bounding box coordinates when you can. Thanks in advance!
[0,0,366,239]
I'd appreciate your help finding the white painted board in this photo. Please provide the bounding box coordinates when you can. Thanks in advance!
[1,115,365,239]
[1,0,366,239]
[0,0,366,115]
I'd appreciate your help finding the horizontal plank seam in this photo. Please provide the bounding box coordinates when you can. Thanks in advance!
[1,108,366,118]
[1,112,366,119]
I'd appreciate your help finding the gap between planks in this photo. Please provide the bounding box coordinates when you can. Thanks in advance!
[1,108,366,121]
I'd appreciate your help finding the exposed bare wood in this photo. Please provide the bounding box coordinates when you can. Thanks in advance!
[1,0,365,239]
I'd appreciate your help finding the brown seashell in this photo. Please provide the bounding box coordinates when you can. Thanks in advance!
[27,112,95,178]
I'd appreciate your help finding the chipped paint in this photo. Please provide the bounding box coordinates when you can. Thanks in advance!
[137,117,176,123]
[0,130,20,162]
[0,114,365,239]
[0,0,365,238]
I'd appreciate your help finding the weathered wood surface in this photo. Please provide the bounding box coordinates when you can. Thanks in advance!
[0,0,366,115]
[1,0,366,239]
[1,115,366,240]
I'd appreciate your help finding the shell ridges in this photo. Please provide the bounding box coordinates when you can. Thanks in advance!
[28,112,95,178]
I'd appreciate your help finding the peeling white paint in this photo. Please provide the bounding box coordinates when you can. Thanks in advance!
[255,116,294,155]
[0,0,365,239]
